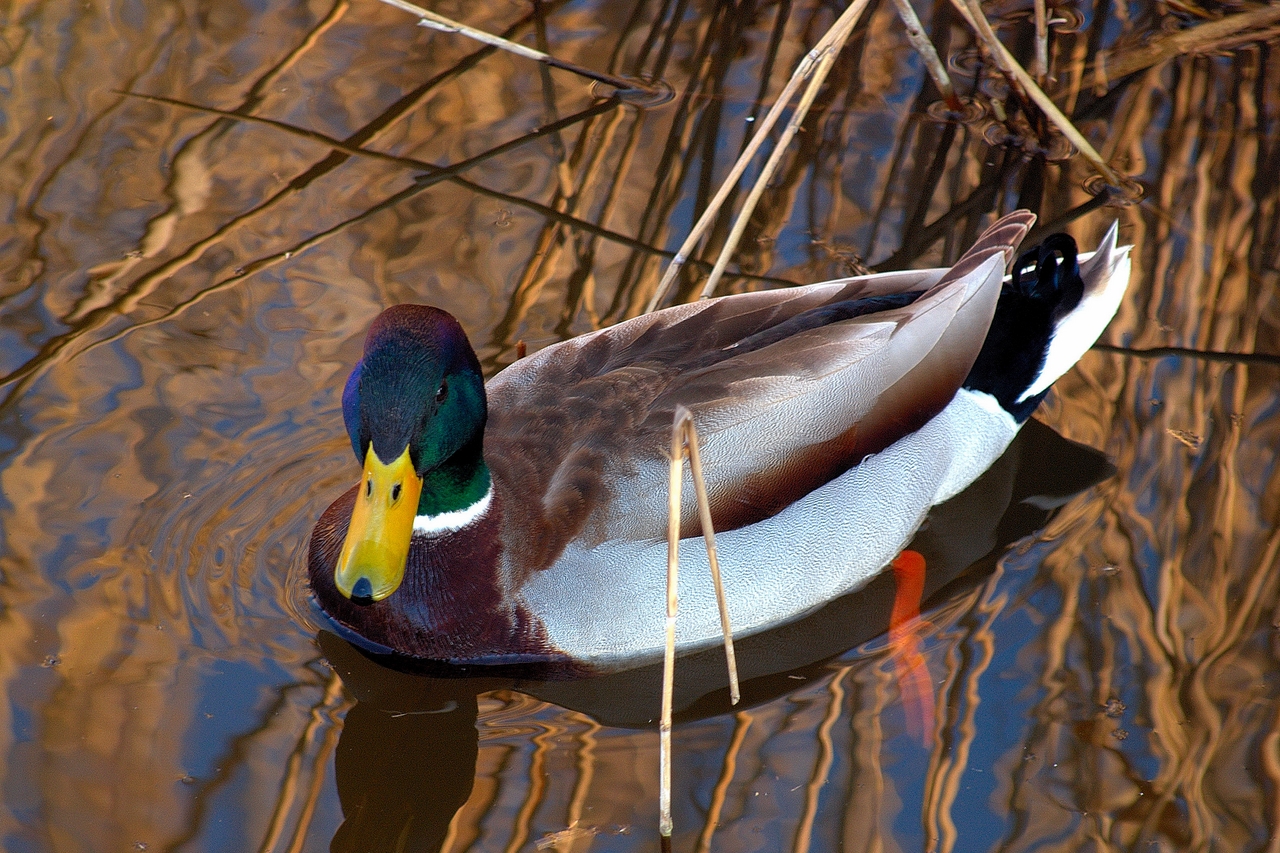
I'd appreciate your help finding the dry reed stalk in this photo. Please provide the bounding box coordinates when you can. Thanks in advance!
[889,0,960,109]
[661,417,681,838]
[948,0,1126,189]
[1033,0,1049,82]
[662,405,741,838]
[1085,4,1280,89]
[377,0,652,95]
[682,419,739,702]
[644,0,873,311]
[695,5,862,300]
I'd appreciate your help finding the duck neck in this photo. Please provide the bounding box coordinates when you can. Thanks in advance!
[416,432,492,523]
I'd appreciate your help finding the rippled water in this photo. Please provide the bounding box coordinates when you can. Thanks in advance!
[2,1,1279,851]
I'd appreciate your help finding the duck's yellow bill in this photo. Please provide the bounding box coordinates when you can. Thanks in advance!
[336,444,422,601]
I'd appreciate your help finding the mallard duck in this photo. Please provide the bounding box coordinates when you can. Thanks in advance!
[308,211,1131,671]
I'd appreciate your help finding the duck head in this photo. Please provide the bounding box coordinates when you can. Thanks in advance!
[336,305,490,603]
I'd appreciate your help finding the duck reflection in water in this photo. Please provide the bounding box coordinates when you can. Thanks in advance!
[316,418,1113,853]
[326,650,482,853]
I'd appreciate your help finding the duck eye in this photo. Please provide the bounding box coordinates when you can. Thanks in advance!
[365,478,372,497]
[391,482,402,502]
[436,379,448,403]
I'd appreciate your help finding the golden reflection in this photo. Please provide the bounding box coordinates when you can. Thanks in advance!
[258,672,350,853]
[565,711,602,834]
[506,706,561,853]
[792,666,848,853]
[0,0,1277,851]
[695,710,752,853]
[925,568,1003,853]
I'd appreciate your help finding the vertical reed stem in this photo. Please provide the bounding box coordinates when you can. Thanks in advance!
[662,406,742,838]
[661,413,683,838]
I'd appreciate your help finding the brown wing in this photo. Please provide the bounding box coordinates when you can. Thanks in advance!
[485,212,1035,574]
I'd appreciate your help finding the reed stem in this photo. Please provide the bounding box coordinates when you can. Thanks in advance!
[645,0,872,310]
[377,0,655,95]
[949,0,1125,188]
[662,405,742,837]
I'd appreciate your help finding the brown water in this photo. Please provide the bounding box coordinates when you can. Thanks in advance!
[2,1,1278,851]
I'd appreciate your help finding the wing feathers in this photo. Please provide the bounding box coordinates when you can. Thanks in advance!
[486,212,1035,566]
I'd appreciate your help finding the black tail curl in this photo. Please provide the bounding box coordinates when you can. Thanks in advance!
[963,233,1084,422]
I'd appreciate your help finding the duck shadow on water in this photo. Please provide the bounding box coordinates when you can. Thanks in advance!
[316,418,1112,852]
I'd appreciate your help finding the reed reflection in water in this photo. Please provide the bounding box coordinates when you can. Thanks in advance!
[0,0,1277,851]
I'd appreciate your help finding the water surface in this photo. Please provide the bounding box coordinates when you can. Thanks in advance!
[1,1,1278,851]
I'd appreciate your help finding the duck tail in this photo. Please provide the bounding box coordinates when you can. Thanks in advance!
[963,222,1132,422]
